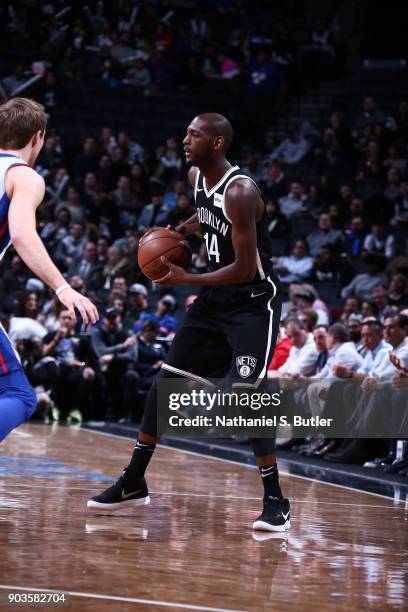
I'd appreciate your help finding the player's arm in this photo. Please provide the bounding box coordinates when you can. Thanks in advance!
[7,167,98,324]
[158,178,258,286]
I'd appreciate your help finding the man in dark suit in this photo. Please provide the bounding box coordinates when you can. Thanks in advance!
[68,241,103,290]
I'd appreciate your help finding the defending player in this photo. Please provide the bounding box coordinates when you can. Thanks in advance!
[0,97,98,441]
[88,113,290,532]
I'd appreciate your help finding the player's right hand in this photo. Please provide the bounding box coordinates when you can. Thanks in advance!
[58,288,99,325]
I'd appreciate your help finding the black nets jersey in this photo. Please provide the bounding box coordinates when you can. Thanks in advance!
[194,165,274,283]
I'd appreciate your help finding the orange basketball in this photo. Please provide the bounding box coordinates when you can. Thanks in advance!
[137,228,192,281]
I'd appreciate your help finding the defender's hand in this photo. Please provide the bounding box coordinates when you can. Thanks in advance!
[156,256,188,286]
[58,288,99,325]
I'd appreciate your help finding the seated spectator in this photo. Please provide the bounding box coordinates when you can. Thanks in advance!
[267,329,292,372]
[340,297,362,321]
[346,315,365,355]
[371,286,395,323]
[191,243,208,274]
[311,244,354,286]
[117,131,144,165]
[112,175,139,227]
[306,213,343,256]
[341,252,388,302]
[102,246,129,290]
[259,163,288,201]
[265,200,292,238]
[164,178,188,209]
[312,325,328,373]
[74,137,99,183]
[333,320,391,380]
[67,242,103,290]
[343,216,366,258]
[42,308,99,421]
[274,239,313,283]
[363,224,396,259]
[391,180,408,225]
[123,58,151,91]
[164,193,196,229]
[138,193,169,231]
[298,308,318,332]
[14,291,44,325]
[294,289,329,326]
[0,255,29,300]
[384,168,401,202]
[55,222,87,271]
[278,181,307,218]
[133,295,177,338]
[90,307,137,420]
[388,274,408,308]
[268,318,318,378]
[271,125,309,166]
[383,143,407,175]
[353,96,385,136]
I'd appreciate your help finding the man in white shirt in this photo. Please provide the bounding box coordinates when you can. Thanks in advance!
[278,181,307,219]
[274,239,313,284]
[268,318,318,379]
[307,323,363,416]
[333,320,391,380]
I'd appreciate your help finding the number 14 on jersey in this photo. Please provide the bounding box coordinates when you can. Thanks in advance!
[204,233,220,263]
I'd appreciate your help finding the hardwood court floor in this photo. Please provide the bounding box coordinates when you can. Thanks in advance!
[0,424,407,611]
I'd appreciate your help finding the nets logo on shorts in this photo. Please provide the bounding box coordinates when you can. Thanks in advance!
[236,356,257,378]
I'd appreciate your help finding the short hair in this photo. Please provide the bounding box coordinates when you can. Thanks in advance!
[284,317,306,330]
[328,322,350,343]
[362,320,383,332]
[0,97,47,149]
[141,320,159,333]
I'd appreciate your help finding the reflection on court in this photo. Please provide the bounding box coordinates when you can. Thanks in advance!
[0,425,407,611]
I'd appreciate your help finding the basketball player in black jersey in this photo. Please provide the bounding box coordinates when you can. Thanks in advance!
[88,113,290,532]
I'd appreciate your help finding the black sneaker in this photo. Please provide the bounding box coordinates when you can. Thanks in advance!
[252,496,291,532]
[87,471,150,512]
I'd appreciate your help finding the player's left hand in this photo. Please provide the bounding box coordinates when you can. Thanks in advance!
[156,257,189,286]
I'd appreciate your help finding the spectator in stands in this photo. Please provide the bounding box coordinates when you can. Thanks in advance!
[67,242,103,291]
[353,96,385,135]
[0,255,29,300]
[268,318,318,378]
[164,193,196,229]
[312,325,329,373]
[271,125,309,167]
[278,181,307,218]
[346,315,365,355]
[267,328,291,373]
[259,162,288,201]
[112,175,139,227]
[74,137,99,182]
[388,274,408,308]
[55,222,87,271]
[363,224,396,259]
[391,180,408,225]
[138,193,169,231]
[298,308,318,332]
[102,246,129,290]
[340,297,362,321]
[133,295,177,338]
[341,253,388,302]
[343,216,366,258]
[265,200,291,238]
[90,306,137,420]
[311,244,354,286]
[306,213,343,257]
[294,289,329,326]
[383,143,407,175]
[42,308,98,422]
[384,168,401,202]
[274,239,313,283]
[123,58,151,92]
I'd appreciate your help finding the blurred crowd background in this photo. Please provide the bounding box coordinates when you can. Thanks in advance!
[0,0,407,475]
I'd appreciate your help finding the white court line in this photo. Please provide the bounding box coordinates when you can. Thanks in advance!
[0,481,405,510]
[84,428,408,504]
[0,585,247,612]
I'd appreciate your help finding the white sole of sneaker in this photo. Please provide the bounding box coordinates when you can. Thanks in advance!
[87,495,150,512]
[252,519,291,532]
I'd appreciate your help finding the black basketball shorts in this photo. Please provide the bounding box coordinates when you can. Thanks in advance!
[162,277,282,388]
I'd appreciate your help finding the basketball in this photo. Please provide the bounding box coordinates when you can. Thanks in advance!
[137,228,192,281]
